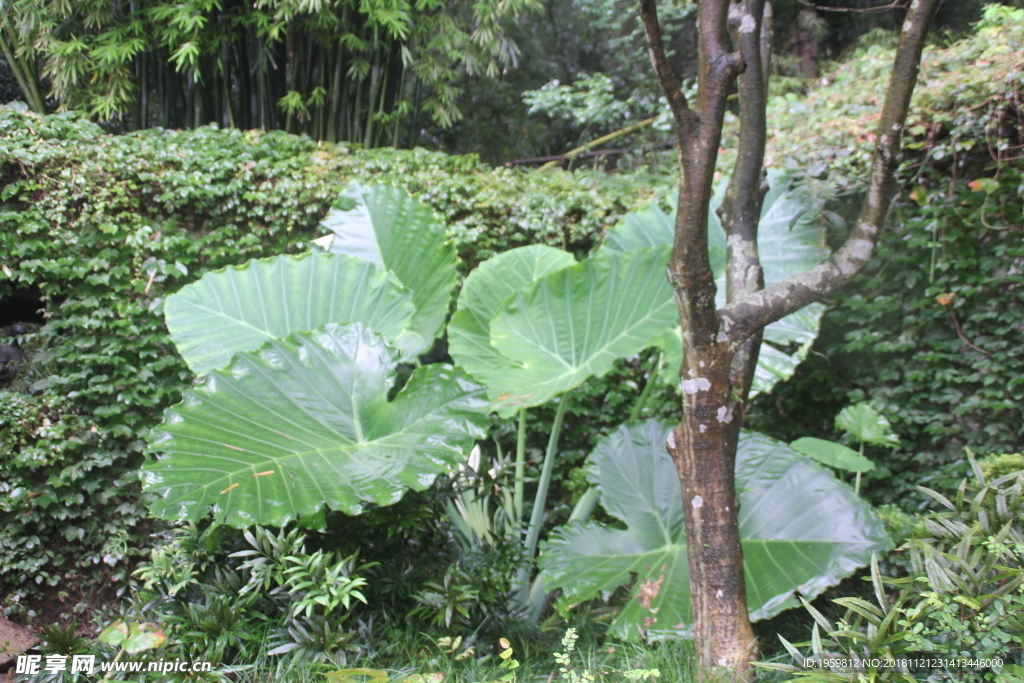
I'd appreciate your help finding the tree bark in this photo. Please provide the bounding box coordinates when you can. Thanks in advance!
[639,0,940,679]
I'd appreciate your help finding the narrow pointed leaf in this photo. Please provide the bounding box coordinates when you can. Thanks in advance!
[791,437,875,473]
[799,596,836,633]
[539,420,890,639]
[319,183,457,356]
[143,323,489,527]
[482,248,677,414]
[448,245,576,381]
[165,252,415,374]
[831,597,884,624]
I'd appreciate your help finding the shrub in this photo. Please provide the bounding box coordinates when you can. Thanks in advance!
[759,451,1024,683]
[747,7,1024,505]
[0,110,651,613]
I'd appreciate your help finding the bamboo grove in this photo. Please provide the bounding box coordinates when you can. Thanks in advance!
[0,0,537,146]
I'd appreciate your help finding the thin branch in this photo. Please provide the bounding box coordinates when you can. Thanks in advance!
[795,0,905,14]
[945,303,991,356]
[535,117,656,170]
[504,141,673,168]
[719,0,941,344]
[638,0,691,126]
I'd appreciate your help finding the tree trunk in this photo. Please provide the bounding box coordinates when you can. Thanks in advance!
[669,347,753,674]
[639,0,941,679]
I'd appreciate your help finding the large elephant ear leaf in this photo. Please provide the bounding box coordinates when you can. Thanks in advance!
[746,172,828,393]
[539,420,890,639]
[165,252,415,375]
[600,199,726,274]
[753,303,826,394]
[599,174,827,395]
[318,183,457,357]
[142,323,489,528]
[756,170,828,285]
[448,245,576,382]
[481,247,677,415]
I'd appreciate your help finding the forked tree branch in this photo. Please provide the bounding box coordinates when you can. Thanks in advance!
[719,0,941,345]
[722,0,771,398]
[655,0,743,348]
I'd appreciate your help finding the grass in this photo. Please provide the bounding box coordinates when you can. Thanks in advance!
[215,622,697,683]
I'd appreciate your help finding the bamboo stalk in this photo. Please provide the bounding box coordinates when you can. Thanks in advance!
[328,44,342,142]
[0,29,45,112]
[363,28,382,147]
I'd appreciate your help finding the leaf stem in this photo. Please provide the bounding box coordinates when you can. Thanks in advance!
[855,441,864,494]
[523,397,569,561]
[629,352,662,422]
[514,407,527,523]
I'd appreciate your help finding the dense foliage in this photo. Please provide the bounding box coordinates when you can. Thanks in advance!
[748,5,1024,504]
[761,452,1024,682]
[0,115,650,613]
[0,0,537,144]
[0,9,1022,674]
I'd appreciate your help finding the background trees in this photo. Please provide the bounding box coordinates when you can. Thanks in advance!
[1,0,1016,159]
[0,0,536,145]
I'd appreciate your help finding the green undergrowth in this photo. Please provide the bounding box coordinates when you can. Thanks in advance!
[747,4,1024,506]
[0,117,653,615]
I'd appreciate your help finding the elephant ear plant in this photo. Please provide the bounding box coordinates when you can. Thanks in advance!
[143,183,488,528]
[143,181,890,636]
[538,420,889,639]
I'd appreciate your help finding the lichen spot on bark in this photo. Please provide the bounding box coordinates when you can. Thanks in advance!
[699,424,707,433]
[682,377,712,394]
[716,405,734,423]
[847,235,875,264]
[692,495,704,509]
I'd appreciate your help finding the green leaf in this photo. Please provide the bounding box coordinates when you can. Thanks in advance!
[602,195,728,276]
[98,622,129,647]
[448,245,576,381]
[164,252,415,374]
[123,624,167,654]
[790,437,876,473]
[143,323,489,527]
[755,174,827,285]
[835,403,900,448]
[600,173,827,395]
[326,669,391,683]
[318,183,457,357]
[601,202,676,251]
[480,248,677,414]
[539,420,890,639]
